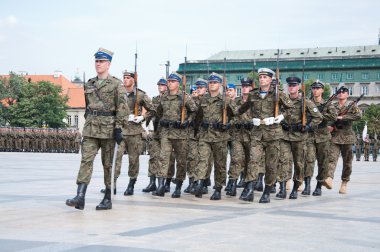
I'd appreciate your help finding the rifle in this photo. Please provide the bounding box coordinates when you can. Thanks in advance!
[134,49,139,117]
[274,49,280,117]
[181,57,187,124]
[338,94,364,116]
[222,58,228,125]
[317,86,343,113]
[301,58,306,131]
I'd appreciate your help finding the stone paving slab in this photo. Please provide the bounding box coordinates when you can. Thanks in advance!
[0,152,379,251]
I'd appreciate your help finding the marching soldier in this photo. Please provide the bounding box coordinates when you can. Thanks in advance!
[193,72,235,200]
[154,72,197,197]
[355,134,362,161]
[373,136,379,161]
[363,135,370,161]
[302,80,336,196]
[327,86,361,194]
[66,48,129,210]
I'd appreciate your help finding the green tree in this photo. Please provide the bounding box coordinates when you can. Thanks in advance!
[8,81,68,128]
[353,104,380,138]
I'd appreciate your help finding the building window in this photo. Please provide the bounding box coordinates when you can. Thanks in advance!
[67,115,72,126]
[377,72,380,79]
[361,85,369,95]
[74,115,79,127]
[348,86,353,95]
[236,87,242,97]
[317,73,324,80]
[362,73,369,80]
[377,85,380,93]
[331,86,338,94]
[237,75,243,80]
[304,74,309,80]
[347,73,353,80]
[331,73,338,80]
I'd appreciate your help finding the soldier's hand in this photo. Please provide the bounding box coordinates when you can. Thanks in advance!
[133,116,144,124]
[113,128,123,145]
[274,114,284,124]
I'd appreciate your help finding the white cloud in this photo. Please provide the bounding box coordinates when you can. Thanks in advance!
[0,15,18,27]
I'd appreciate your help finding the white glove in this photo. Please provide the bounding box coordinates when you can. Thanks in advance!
[133,115,144,124]
[274,114,284,124]
[128,114,135,122]
[263,117,274,125]
[252,118,261,126]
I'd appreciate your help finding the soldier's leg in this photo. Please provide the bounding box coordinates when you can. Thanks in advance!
[228,140,244,180]
[289,140,306,199]
[304,138,316,178]
[341,144,353,182]
[327,142,341,180]
[186,139,198,179]
[125,134,143,179]
[148,138,160,177]
[276,139,291,199]
[171,139,188,198]
[154,137,173,196]
[315,140,330,181]
[76,137,101,185]
[193,140,212,197]
[100,139,116,189]
[168,149,175,178]
[210,140,228,200]
[114,139,126,181]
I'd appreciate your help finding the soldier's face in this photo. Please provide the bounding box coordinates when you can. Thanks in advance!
[227,88,236,98]
[95,60,110,75]
[191,90,198,97]
[157,84,167,93]
[167,80,179,92]
[208,81,220,92]
[287,84,299,95]
[196,86,207,95]
[312,87,324,98]
[123,75,135,88]
[337,91,349,100]
[242,85,252,95]
[259,75,272,88]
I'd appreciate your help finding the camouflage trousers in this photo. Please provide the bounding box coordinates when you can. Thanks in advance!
[148,137,175,178]
[187,139,199,178]
[304,139,330,181]
[355,144,361,160]
[374,146,378,161]
[228,140,250,180]
[281,140,306,183]
[195,140,228,188]
[364,147,370,160]
[277,139,293,182]
[157,137,187,181]
[246,139,280,186]
[76,137,115,188]
[328,143,353,182]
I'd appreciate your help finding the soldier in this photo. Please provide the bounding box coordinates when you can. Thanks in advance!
[154,72,197,198]
[190,85,197,97]
[355,134,362,161]
[327,86,361,194]
[225,79,253,197]
[238,68,293,203]
[363,134,370,161]
[373,135,379,161]
[103,69,154,196]
[143,77,176,193]
[301,80,336,196]
[74,129,81,153]
[66,48,129,210]
[192,72,234,200]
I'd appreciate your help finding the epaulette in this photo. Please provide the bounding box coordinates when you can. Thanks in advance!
[137,88,146,94]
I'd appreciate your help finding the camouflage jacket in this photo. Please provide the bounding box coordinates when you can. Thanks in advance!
[122,88,155,136]
[230,96,252,142]
[82,75,129,139]
[195,93,235,143]
[156,92,197,140]
[239,87,292,141]
[308,98,337,143]
[372,139,379,149]
[331,101,361,144]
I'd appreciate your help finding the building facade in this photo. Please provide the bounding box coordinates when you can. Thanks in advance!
[178,45,380,111]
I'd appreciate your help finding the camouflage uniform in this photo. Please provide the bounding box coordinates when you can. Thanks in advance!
[354,135,362,161]
[327,101,361,184]
[363,139,370,161]
[373,138,379,161]
[76,75,129,187]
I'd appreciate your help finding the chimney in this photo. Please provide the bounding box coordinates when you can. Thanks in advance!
[54,70,62,78]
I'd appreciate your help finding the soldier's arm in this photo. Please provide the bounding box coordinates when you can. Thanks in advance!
[237,93,252,115]
[115,85,130,129]
[341,104,362,121]
[185,95,197,122]
[141,93,156,120]
[307,100,323,129]
[323,102,338,122]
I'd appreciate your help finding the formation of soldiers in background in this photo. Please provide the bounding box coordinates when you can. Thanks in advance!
[355,134,379,161]
[0,127,81,153]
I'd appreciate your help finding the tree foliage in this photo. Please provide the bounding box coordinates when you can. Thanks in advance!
[353,104,380,138]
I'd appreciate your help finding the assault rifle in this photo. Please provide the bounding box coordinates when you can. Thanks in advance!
[222,58,228,125]
[274,49,280,117]
[181,57,187,124]
[134,49,139,117]
[333,94,364,130]
[317,86,344,113]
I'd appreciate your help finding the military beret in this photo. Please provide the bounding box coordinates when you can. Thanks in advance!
[190,85,197,93]
[336,86,349,94]
[258,68,275,77]
[167,72,182,82]
[157,77,167,85]
[208,72,223,83]
[195,78,208,87]
[311,80,324,88]
[241,78,253,86]
[286,77,301,85]
[122,70,135,78]
[227,83,236,89]
[94,47,114,61]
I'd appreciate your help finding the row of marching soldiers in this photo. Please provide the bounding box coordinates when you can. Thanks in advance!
[66,48,361,211]
[0,126,82,153]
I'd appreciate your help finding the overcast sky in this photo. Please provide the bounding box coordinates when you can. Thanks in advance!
[0,0,379,97]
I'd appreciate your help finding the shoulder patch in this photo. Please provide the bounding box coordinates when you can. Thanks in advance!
[313,107,318,113]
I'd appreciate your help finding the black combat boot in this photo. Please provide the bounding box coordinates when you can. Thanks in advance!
[289,181,299,199]
[225,179,233,192]
[164,178,172,193]
[271,181,277,193]
[210,186,222,200]
[312,181,322,196]
[100,182,117,195]
[193,179,204,198]
[239,181,254,202]
[142,176,156,193]
[153,177,165,196]
[254,173,264,191]
[237,172,245,188]
[124,178,136,196]
[96,188,112,210]
[172,180,183,198]
[66,183,87,210]
[259,185,272,203]
[184,177,194,193]
[226,179,238,197]
[275,181,286,199]
[301,177,311,196]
